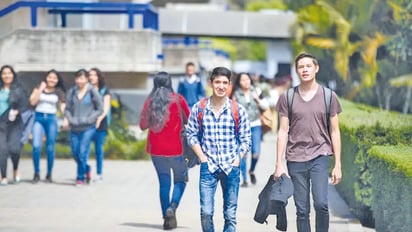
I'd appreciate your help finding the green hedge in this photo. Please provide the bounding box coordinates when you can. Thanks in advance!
[337,99,412,228]
[368,146,412,232]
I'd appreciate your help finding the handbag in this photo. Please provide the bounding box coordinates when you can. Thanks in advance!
[260,109,274,135]
[176,96,199,168]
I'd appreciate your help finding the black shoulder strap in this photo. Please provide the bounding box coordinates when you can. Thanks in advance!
[287,86,333,138]
[287,87,297,127]
[323,86,332,137]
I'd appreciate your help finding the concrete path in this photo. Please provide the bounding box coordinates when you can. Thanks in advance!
[0,133,375,232]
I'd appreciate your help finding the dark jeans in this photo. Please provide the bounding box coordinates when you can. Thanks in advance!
[200,163,240,232]
[151,155,187,218]
[0,117,23,178]
[287,155,330,232]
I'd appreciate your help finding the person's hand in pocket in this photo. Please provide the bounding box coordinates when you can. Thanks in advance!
[232,155,241,167]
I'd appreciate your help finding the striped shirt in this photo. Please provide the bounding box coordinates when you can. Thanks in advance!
[186,97,251,175]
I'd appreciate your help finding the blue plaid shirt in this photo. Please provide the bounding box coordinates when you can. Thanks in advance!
[186,97,251,175]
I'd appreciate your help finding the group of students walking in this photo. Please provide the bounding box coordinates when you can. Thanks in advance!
[0,66,111,187]
[140,53,343,232]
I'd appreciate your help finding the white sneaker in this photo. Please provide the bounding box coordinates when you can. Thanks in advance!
[93,175,103,183]
[13,175,20,184]
[0,178,8,186]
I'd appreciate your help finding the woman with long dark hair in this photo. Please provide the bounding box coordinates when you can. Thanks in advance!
[139,71,190,230]
[87,68,111,182]
[0,65,29,185]
[29,69,66,183]
[231,72,269,187]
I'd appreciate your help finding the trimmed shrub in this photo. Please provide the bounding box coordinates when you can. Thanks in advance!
[337,99,412,228]
[368,146,412,232]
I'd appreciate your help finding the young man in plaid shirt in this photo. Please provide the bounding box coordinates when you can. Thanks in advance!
[186,66,251,232]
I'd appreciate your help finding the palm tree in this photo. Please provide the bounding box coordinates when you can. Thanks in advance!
[384,0,412,113]
[291,0,385,98]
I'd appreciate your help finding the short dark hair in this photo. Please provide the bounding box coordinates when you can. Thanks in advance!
[210,67,232,82]
[74,69,88,79]
[294,52,319,69]
[186,62,195,68]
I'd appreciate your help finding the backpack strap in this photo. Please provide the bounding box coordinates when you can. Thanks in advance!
[287,87,297,127]
[197,98,239,135]
[287,86,333,138]
[323,86,332,137]
[197,98,208,133]
[231,99,239,135]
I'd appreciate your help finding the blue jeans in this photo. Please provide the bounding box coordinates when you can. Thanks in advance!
[287,155,330,232]
[70,127,96,181]
[151,155,187,218]
[240,125,262,182]
[199,163,240,232]
[32,113,58,175]
[90,130,107,175]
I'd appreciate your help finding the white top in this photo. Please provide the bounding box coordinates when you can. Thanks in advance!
[35,92,59,114]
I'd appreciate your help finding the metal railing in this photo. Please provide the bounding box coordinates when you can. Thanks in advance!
[0,0,158,30]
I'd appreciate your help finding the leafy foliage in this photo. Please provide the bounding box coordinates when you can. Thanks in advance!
[337,98,412,227]
[245,0,287,11]
[368,146,412,231]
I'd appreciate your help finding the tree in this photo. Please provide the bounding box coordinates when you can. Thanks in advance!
[384,0,412,113]
[245,0,287,11]
[290,0,386,99]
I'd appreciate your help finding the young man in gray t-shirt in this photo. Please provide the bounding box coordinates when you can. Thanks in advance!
[274,53,342,232]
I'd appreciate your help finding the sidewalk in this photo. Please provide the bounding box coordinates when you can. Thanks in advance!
[0,133,374,232]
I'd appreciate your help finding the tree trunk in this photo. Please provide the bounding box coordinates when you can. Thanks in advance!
[384,87,392,111]
[375,84,383,109]
[402,87,411,114]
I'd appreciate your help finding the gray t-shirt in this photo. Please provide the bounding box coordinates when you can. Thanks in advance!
[276,86,342,162]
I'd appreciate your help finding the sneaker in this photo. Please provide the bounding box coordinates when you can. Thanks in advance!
[33,173,40,184]
[241,182,248,188]
[93,175,103,183]
[75,180,85,187]
[85,165,91,184]
[249,172,257,185]
[0,178,8,186]
[45,174,52,183]
[13,175,20,184]
[163,207,177,230]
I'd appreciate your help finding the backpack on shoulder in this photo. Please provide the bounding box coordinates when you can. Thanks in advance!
[183,97,240,168]
[287,86,332,135]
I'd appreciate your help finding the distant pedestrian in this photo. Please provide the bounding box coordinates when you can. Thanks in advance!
[177,62,206,108]
[29,69,66,183]
[0,65,30,185]
[139,71,190,230]
[231,72,269,187]
[186,67,251,232]
[63,69,103,186]
[87,68,111,183]
[274,53,342,232]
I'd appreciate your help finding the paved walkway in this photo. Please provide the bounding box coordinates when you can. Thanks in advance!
[0,133,374,232]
